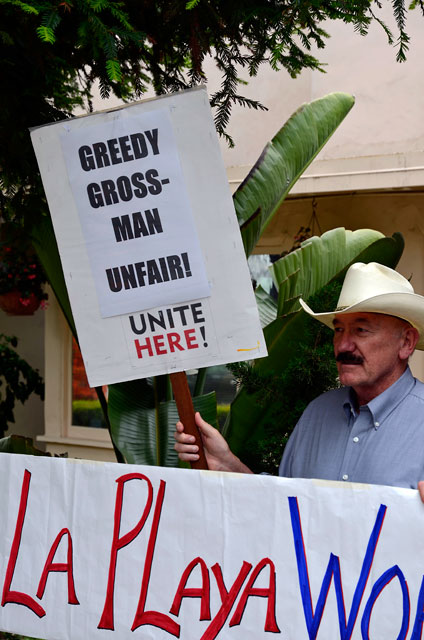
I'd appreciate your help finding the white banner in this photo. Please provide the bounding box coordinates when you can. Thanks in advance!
[30,87,267,386]
[0,453,423,640]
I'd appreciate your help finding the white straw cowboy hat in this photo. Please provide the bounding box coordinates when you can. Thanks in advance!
[299,262,424,350]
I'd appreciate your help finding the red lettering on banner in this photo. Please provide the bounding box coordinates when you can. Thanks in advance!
[1,470,46,618]
[98,473,154,630]
[132,480,180,636]
[36,528,79,604]
[229,557,280,632]
[170,557,211,620]
[199,562,252,640]
[134,330,200,358]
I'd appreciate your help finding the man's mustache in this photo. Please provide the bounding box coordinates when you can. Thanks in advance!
[336,352,364,364]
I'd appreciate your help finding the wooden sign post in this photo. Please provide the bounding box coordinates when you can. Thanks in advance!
[170,372,209,470]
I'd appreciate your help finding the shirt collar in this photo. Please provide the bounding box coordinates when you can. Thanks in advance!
[343,367,415,427]
[367,367,415,426]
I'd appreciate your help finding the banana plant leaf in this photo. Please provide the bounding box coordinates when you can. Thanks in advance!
[31,214,76,339]
[234,93,355,257]
[108,378,217,466]
[223,230,405,457]
[255,285,278,328]
[272,228,389,316]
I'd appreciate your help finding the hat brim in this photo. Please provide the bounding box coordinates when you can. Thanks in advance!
[299,292,424,350]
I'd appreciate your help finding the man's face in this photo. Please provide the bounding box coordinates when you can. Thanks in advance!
[333,312,412,403]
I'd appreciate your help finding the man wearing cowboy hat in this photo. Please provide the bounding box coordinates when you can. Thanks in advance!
[175,262,424,499]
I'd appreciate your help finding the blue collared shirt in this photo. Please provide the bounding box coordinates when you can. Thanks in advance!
[279,367,424,489]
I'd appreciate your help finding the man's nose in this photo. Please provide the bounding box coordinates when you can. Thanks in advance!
[335,332,356,352]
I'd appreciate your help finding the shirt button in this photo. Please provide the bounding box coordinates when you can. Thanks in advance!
[342,474,349,481]
[374,421,380,427]
[353,436,359,443]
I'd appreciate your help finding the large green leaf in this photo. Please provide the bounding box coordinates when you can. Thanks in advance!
[31,214,76,338]
[108,378,218,466]
[223,230,405,456]
[234,93,355,256]
[272,228,386,316]
[255,285,278,328]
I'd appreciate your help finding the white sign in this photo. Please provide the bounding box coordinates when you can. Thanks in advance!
[31,87,266,386]
[0,453,424,640]
[60,108,210,317]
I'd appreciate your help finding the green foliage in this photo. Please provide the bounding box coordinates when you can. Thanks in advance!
[217,403,230,427]
[223,229,405,468]
[234,93,355,255]
[228,282,340,473]
[72,399,106,428]
[105,59,122,83]
[36,24,55,43]
[0,434,47,456]
[31,215,76,338]
[0,632,42,640]
[0,335,44,437]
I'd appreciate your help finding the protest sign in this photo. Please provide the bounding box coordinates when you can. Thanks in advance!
[30,87,267,386]
[60,107,210,318]
[0,452,423,640]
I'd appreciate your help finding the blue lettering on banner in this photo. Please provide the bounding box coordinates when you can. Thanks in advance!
[288,497,388,639]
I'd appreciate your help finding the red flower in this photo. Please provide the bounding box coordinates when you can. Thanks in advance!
[27,274,36,280]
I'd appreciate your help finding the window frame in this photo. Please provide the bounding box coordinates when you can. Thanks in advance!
[38,290,115,461]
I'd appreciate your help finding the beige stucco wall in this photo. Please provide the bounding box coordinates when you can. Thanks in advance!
[0,306,45,443]
[217,4,424,170]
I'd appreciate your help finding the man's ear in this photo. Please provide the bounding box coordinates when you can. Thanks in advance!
[399,326,420,360]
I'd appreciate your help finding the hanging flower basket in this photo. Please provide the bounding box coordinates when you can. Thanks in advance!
[0,290,41,316]
[0,223,48,316]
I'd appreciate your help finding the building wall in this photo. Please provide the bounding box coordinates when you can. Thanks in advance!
[218,4,424,170]
[0,306,45,443]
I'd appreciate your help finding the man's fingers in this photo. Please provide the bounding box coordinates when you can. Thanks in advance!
[174,413,212,464]
[177,451,200,462]
[418,480,424,503]
[174,431,196,444]
[174,441,199,453]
